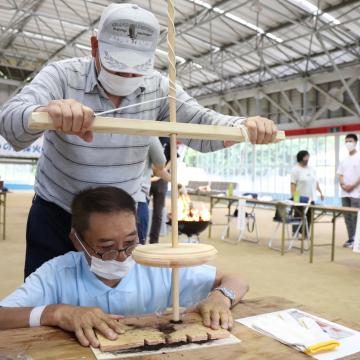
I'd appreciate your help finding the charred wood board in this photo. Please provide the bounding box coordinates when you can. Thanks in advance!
[96,312,230,352]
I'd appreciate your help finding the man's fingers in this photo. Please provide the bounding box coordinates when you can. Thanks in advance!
[75,327,90,347]
[109,314,124,320]
[219,311,229,329]
[70,102,84,133]
[104,317,125,335]
[59,102,73,133]
[210,310,220,330]
[201,309,211,328]
[245,120,257,144]
[245,117,278,144]
[43,100,94,142]
[47,102,63,130]
[95,319,119,339]
[83,326,100,348]
[263,119,274,144]
[79,130,93,143]
[255,118,266,144]
[228,312,234,329]
[82,105,94,133]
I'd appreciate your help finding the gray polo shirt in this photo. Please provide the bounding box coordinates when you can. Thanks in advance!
[0,57,245,212]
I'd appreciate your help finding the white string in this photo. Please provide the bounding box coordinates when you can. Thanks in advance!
[232,121,251,166]
[233,122,250,143]
[94,94,250,144]
[95,96,169,116]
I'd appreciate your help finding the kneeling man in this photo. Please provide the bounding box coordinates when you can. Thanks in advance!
[0,187,248,348]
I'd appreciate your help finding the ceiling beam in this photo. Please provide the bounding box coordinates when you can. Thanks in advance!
[197,64,360,106]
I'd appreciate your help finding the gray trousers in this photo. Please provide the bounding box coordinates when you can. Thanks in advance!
[342,197,360,241]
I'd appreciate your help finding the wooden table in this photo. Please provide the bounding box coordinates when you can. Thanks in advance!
[208,195,308,255]
[0,191,7,240]
[309,204,359,263]
[0,296,358,360]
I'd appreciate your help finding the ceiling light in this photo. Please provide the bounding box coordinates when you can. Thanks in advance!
[75,44,91,51]
[190,0,212,9]
[286,0,340,25]
[23,31,66,45]
[266,32,283,43]
[186,0,283,43]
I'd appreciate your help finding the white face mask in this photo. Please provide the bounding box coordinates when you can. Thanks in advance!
[98,66,144,97]
[345,142,356,152]
[76,233,136,280]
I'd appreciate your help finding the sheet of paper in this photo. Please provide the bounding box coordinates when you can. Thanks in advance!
[236,308,360,360]
[92,334,240,359]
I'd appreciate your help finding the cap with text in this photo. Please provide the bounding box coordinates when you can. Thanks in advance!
[97,3,160,75]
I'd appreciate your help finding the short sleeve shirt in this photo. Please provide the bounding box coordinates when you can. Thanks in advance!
[0,252,216,315]
[290,164,317,201]
[337,152,360,198]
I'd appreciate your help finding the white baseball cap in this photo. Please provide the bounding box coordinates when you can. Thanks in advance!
[97,3,160,75]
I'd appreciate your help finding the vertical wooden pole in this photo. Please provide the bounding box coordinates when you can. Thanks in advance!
[168,0,180,322]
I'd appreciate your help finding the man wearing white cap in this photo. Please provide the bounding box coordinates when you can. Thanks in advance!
[0,3,277,278]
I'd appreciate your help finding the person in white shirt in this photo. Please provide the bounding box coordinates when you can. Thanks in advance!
[290,150,324,236]
[290,150,324,202]
[337,134,360,248]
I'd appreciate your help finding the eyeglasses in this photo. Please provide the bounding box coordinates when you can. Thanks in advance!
[75,232,138,261]
[96,244,138,261]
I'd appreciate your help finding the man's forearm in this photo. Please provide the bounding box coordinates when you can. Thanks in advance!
[1,99,43,151]
[0,307,33,329]
[212,273,249,307]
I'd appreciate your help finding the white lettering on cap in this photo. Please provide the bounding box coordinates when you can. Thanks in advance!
[109,35,153,49]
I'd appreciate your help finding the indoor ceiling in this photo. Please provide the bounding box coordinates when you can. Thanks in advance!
[0,0,359,97]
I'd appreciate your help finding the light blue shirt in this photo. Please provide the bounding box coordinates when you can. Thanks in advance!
[0,252,216,315]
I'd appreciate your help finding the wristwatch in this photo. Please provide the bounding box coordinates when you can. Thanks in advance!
[213,287,236,306]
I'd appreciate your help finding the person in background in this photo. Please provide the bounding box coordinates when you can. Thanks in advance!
[290,150,324,202]
[137,137,170,244]
[337,134,360,248]
[290,150,324,236]
[0,187,249,348]
[0,3,277,278]
[149,138,171,243]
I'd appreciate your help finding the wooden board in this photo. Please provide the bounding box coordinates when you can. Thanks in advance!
[96,313,229,352]
[29,112,285,142]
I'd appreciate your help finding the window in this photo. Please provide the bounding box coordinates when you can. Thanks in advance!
[183,133,356,203]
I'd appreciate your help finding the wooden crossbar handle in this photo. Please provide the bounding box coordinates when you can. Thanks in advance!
[29,112,285,143]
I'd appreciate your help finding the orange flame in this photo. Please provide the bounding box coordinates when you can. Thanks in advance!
[178,193,210,221]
